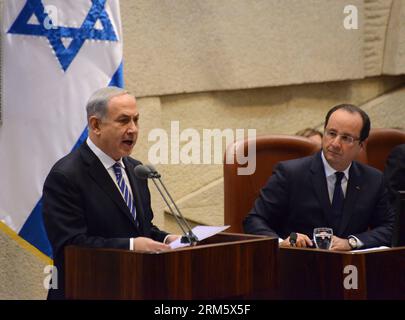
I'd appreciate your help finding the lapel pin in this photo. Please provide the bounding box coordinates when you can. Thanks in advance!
[355,186,361,190]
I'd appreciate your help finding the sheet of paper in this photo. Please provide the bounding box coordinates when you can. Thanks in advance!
[169,225,230,249]
[350,246,389,253]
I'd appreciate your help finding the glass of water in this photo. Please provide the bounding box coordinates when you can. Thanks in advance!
[313,227,333,250]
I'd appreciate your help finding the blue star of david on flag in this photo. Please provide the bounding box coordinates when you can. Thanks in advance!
[8,0,118,71]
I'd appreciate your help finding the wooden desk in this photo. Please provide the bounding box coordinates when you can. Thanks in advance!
[279,246,405,299]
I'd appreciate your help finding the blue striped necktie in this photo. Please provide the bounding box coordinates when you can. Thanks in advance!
[112,163,136,220]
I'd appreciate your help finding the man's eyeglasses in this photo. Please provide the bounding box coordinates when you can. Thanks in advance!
[324,129,360,145]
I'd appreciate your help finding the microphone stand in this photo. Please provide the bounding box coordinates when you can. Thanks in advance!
[148,170,199,245]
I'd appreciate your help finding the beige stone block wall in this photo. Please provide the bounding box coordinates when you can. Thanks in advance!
[383,0,405,74]
[121,0,405,95]
[122,0,366,96]
[363,0,393,76]
[0,223,50,299]
[362,84,405,127]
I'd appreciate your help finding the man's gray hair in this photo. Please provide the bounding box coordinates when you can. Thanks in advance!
[86,86,131,121]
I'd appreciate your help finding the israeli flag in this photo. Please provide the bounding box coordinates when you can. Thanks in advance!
[0,0,123,257]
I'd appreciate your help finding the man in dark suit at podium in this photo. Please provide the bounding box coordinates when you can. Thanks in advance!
[43,87,178,299]
[244,104,395,250]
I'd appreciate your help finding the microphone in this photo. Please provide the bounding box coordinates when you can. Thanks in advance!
[134,164,155,179]
[134,164,199,245]
[289,232,297,247]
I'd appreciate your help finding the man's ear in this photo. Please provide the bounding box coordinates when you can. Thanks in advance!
[359,137,368,150]
[89,116,101,135]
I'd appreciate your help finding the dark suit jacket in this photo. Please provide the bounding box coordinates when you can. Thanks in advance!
[43,142,168,299]
[243,152,395,248]
[384,144,405,204]
[384,144,405,246]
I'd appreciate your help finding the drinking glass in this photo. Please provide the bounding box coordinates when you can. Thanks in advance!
[313,227,333,250]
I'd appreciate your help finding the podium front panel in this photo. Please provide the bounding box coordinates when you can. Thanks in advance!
[65,233,278,300]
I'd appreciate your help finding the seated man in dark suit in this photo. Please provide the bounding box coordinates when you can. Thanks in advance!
[244,104,395,250]
[384,144,405,204]
[384,144,405,246]
[43,87,178,299]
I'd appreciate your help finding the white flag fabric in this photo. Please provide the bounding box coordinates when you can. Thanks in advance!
[0,0,123,256]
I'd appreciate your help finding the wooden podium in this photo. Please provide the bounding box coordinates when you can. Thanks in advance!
[279,246,405,300]
[64,233,278,300]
